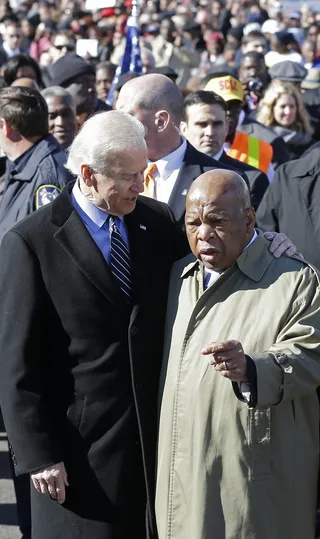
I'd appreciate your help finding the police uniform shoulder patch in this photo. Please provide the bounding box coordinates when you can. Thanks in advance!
[35,185,61,209]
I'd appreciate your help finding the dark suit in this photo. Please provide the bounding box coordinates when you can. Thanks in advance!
[218,150,269,210]
[0,183,187,539]
[238,115,291,169]
[256,148,320,269]
[167,142,249,226]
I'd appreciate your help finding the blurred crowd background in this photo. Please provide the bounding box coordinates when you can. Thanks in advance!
[0,0,318,150]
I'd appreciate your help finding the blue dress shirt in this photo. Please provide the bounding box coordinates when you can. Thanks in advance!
[71,180,129,265]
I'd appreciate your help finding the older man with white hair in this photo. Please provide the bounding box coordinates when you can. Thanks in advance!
[0,110,187,539]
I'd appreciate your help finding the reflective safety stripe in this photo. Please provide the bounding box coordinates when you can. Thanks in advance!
[227,131,273,174]
[247,135,259,169]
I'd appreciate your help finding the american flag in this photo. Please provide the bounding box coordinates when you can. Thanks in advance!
[106,9,142,106]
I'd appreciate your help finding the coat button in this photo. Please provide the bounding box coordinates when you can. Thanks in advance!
[131,326,138,336]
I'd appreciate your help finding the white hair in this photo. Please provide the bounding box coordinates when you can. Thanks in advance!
[65,110,147,176]
[41,86,75,110]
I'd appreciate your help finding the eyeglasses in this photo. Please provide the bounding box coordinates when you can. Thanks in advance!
[54,44,74,51]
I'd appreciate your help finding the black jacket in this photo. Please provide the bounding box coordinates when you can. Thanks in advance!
[218,150,269,210]
[238,115,291,169]
[0,134,73,244]
[167,142,249,226]
[0,183,187,539]
[256,148,320,269]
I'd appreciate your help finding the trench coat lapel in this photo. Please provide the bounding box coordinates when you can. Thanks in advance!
[52,184,128,310]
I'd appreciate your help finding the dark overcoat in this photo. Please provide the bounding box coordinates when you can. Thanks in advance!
[256,148,320,269]
[167,143,249,227]
[0,183,187,539]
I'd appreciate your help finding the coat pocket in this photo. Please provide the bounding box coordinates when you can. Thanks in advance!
[248,407,271,480]
[66,393,86,433]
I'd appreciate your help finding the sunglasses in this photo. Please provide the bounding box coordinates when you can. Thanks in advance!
[54,44,74,51]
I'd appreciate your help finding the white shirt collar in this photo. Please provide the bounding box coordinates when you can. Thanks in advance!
[213,147,225,161]
[153,137,187,181]
[3,42,20,57]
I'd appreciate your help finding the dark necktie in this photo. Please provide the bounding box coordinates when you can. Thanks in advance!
[109,216,132,302]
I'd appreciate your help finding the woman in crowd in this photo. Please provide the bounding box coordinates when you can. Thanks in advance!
[3,53,43,88]
[257,79,313,159]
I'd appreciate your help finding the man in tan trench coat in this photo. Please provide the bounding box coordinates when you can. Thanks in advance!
[156,169,320,539]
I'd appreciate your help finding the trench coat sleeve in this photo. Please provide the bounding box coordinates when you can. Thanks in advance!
[255,168,282,232]
[0,231,64,475]
[244,265,320,408]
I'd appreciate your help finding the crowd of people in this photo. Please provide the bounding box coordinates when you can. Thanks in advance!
[0,0,320,539]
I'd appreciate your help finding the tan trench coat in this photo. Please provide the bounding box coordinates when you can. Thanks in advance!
[156,233,320,539]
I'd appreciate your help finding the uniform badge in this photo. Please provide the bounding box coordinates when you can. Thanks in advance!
[35,185,61,209]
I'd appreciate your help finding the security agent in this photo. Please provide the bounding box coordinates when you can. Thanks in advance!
[0,86,73,244]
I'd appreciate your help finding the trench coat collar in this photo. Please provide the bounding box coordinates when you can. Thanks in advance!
[180,230,274,283]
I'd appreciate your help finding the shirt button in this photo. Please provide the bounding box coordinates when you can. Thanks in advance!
[131,326,138,336]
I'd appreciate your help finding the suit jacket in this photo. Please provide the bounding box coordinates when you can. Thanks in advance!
[256,148,320,269]
[218,150,269,210]
[0,183,187,539]
[167,142,249,226]
[238,115,291,169]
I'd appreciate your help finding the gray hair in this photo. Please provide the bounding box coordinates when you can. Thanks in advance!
[41,86,75,110]
[233,174,251,211]
[65,110,147,176]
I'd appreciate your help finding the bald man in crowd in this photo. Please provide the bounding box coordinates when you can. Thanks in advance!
[156,170,320,539]
[116,73,245,227]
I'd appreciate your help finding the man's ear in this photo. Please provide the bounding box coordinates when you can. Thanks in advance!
[0,118,11,138]
[81,164,95,186]
[155,110,170,132]
[246,207,256,231]
[180,120,188,136]
[224,118,230,140]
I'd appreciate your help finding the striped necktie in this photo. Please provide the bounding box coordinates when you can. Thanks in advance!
[109,216,132,302]
[143,162,158,198]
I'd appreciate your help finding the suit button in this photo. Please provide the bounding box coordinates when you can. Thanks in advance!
[131,326,138,336]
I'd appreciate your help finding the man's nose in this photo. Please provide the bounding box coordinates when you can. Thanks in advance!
[204,124,214,136]
[55,114,64,126]
[198,224,214,241]
[131,172,145,193]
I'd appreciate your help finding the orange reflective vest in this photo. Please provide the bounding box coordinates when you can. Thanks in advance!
[227,131,273,174]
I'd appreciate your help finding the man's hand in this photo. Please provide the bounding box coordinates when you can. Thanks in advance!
[202,340,248,382]
[31,461,69,504]
[263,231,298,258]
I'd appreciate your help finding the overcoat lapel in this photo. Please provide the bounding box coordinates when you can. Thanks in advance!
[168,161,201,223]
[125,201,150,308]
[52,184,128,309]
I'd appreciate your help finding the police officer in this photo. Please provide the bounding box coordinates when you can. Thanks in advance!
[0,86,73,244]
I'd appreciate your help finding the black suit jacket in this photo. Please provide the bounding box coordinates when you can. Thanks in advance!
[0,183,187,539]
[219,150,269,210]
[256,149,320,269]
[239,115,291,169]
[167,142,249,225]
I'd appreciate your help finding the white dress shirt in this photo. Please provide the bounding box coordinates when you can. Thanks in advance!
[213,147,224,161]
[151,138,187,203]
[3,42,21,58]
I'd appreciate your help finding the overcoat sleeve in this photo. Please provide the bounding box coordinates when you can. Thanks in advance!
[0,230,64,475]
[246,265,320,408]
